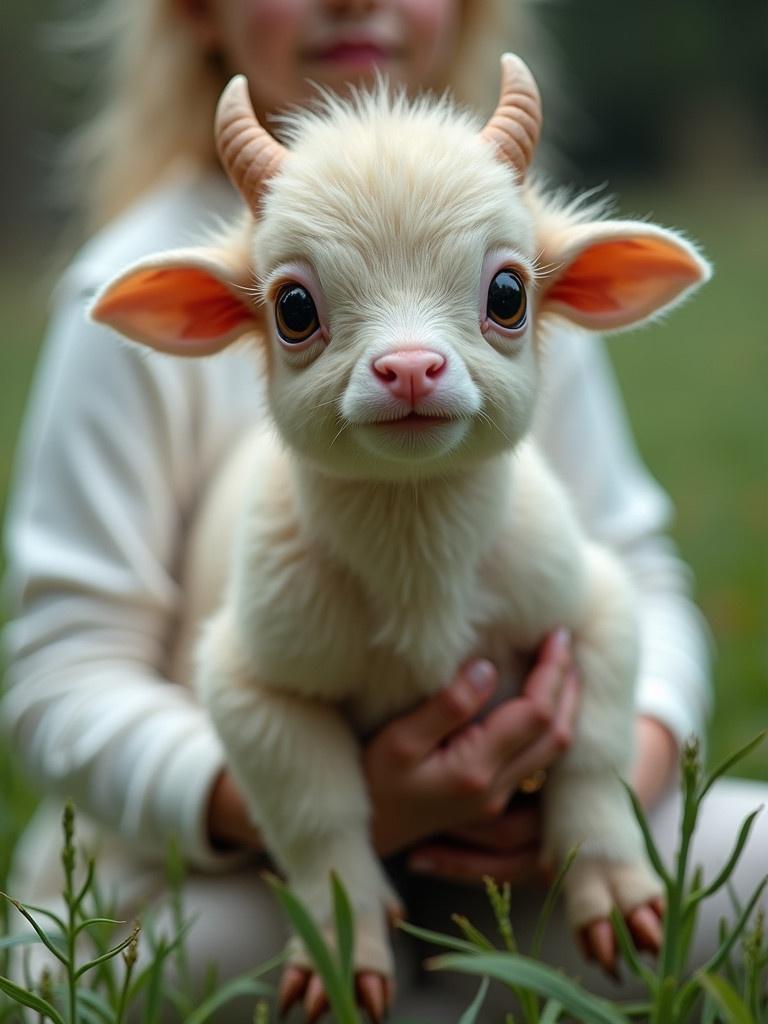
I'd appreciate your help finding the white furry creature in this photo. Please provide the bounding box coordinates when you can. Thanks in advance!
[92,54,710,1019]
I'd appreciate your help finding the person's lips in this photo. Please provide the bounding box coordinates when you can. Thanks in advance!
[308,40,398,68]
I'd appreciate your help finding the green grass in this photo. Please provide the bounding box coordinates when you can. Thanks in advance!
[0,181,766,881]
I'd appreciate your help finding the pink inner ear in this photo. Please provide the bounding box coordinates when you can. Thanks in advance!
[547,237,703,323]
[94,267,255,351]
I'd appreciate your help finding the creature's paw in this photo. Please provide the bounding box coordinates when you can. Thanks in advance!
[565,858,665,975]
[281,904,396,1022]
[279,965,393,1023]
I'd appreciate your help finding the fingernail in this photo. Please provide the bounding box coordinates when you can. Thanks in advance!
[466,659,496,692]
[553,628,572,657]
[408,856,436,874]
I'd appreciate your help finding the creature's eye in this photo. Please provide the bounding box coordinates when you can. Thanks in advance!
[275,284,320,344]
[487,269,527,331]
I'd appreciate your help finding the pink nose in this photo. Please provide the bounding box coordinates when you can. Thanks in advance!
[372,349,446,404]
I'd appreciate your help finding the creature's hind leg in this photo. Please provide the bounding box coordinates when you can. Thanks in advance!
[542,544,663,947]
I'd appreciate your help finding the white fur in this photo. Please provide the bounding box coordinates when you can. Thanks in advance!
[95,77,711,978]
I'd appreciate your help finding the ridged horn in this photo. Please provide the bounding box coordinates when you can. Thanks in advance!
[215,75,287,213]
[480,53,542,180]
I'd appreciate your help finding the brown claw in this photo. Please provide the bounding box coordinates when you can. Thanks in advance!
[279,966,310,1017]
[581,918,619,979]
[357,972,391,1023]
[627,904,664,953]
[304,973,330,1024]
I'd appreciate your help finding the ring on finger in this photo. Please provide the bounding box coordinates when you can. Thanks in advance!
[519,769,547,795]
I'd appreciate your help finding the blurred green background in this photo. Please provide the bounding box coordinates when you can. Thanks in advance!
[0,0,766,878]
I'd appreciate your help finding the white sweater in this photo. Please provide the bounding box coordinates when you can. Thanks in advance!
[1,166,713,868]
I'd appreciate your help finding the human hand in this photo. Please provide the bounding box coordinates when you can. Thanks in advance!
[631,715,678,810]
[364,629,579,860]
[407,801,543,885]
[206,768,264,852]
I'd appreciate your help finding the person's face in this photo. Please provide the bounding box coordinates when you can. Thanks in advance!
[185,0,462,118]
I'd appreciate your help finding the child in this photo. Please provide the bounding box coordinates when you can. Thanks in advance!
[3,0,764,1017]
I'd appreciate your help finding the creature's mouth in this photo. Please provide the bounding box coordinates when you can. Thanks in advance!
[375,412,457,430]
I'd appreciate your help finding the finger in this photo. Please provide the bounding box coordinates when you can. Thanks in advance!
[305,973,329,1023]
[448,805,541,851]
[492,670,580,796]
[479,693,555,766]
[376,659,498,763]
[279,966,310,1016]
[408,843,539,885]
[581,918,618,977]
[356,972,389,1023]
[554,666,580,733]
[626,904,663,953]
[523,629,573,713]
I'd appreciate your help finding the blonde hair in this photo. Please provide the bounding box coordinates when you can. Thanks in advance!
[66,0,545,231]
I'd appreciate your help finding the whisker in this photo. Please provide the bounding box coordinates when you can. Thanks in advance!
[329,420,348,448]
[477,408,515,448]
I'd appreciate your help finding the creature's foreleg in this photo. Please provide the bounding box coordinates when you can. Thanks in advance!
[195,605,399,980]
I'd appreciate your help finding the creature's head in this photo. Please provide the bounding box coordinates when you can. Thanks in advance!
[92,55,710,482]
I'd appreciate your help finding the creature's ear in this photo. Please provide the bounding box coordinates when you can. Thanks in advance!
[90,248,261,356]
[539,222,711,331]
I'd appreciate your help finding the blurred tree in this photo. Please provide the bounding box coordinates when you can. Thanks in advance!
[539,0,767,180]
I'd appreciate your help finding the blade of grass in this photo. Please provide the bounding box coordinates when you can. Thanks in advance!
[701,733,766,800]
[182,976,272,1024]
[76,988,116,1024]
[0,897,66,935]
[426,952,629,1024]
[74,918,125,938]
[0,936,46,952]
[265,875,358,1024]
[538,1000,563,1024]
[126,922,198,1008]
[1,900,66,967]
[531,846,578,960]
[0,976,66,1024]
[396,920,479,955]
[74,932,140,979]
[616,1001,653,1018]
[451,915,495,952]
[457,978,489,1024]
[696,808,763,900]
[618,781,672,890]
[331,873,354,988]
[609,908,657,991]
[699,877,768,977]
[140,936,169,1024]
[697,973,755,1024]
[73,860,96,914]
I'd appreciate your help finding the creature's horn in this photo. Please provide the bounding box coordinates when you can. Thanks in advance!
[480,54,542,180]
[215,75,287,213]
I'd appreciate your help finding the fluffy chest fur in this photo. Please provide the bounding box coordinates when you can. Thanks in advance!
[228,430,586,732]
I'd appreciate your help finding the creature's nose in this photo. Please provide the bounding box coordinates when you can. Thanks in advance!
[372,349,446,404]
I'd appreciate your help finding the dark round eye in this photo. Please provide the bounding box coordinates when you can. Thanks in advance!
[275,284,319,343]
[487,269,527,331]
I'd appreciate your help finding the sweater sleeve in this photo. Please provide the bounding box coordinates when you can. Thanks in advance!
[1,269,237,869]
[532,328,713,747]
